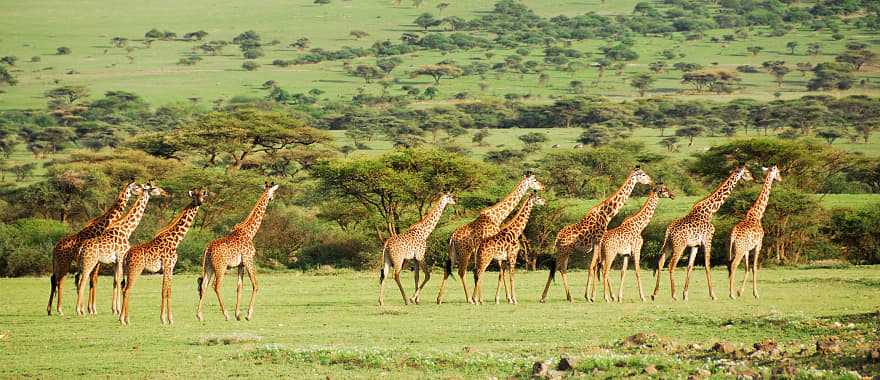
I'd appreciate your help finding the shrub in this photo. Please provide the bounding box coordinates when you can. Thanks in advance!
[56,47,71,55]
[0,218,69,276]
[242,61,260,71]
[826,205,880,264]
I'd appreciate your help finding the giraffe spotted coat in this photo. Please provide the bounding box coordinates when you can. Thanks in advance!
[728,165,781,299]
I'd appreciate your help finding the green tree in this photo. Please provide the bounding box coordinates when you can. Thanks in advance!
[242,61,260,71]
[649,61,666,73]
[376,57,403,75]
[835,50,876,71]
[518,132,547,152]
[414,13,441,31]
[412,64,462,84]
[629,73,655,97]
[349,30,369,39]
[816,129,844,144]
[659,136,679,152]
[0,56,17,65]
[290,37,310,51]
[675,125,704,146]
[56,46,71,55]
[746,46,764,56]
[312,148,490,234]
[806,42,821,56]
[0,66,17,87]
[786,41,798,55]
[471,128,490,146]
[352,65,384,83]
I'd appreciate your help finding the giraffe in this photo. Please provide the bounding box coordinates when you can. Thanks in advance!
[436,174,544,304]
[47,181,136,316]
[728,165,781,300]
[472,192,545,305]
[598,184,674,303]
[196,182,279,322]
[119,188,207,325]
[539,167,652,303]
[74,183,166,316]
[379,194,456,306]
[650,165,754,301]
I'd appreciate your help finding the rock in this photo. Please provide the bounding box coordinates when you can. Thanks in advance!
[713,341,736,354]
[816,336,842,355]
[644,365,658,375]
[532,361,549,378]
[556,357,578,371]
[753,339,778,353]
[625,332,653,347]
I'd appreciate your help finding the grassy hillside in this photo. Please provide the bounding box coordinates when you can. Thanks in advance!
[0,0,878,109]
[2,267,879,377]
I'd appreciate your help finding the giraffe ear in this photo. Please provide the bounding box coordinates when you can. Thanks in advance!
[635,165,641,170]
[188,190,194,197]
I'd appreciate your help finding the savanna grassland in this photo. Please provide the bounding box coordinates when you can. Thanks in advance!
[2,267,880,378]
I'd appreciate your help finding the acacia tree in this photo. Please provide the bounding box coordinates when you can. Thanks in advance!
[412,64,462,84]
[629,73,655,97]
[414,13,441,31]
[675,124,704,146]
[0,66,17,87]
[746,46,764,56]
[352,65,384,83]
[349,30,369,40]
[312,148,490,235]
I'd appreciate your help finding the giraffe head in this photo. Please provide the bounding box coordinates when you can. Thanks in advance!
[264,181,280,200]
[737,164,754,182]
[141,182,169,197]
[125,181,139,197]
[655,183,675,199]
[440,193,457,206]
[524,172,545,191]
[188,188,208,206]
[530,193,546,207]
[761,165,782,183]
[631,166,652,185]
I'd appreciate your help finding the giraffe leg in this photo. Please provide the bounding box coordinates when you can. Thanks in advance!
[651,248,668,301]
[494,260,506,304]
[728,243,746,299]
[703,240,717,300]
[119,265,142,326]
[615,255,627,302]
[111,259,123,316]
[49,259,70,316]
[76,258,98,316]
[738,249,750,297]
[415,260,430,304]
[585,247,599,302]
[460,250,473,304]
[160,268,173,325]
[88,263,100,315]
[508,261,517,304]
[633,241,646,302]
[473,267,486,305]
[540,252,565,303]
[752,245,761,299]
[378,253,391,306]
[668,243,686,301]
[435,251,452,305]
[682,246,698,301]
[196,265,213,321]
[166,264,176,325]
[234,265,244,320]
[601,253,613,302]
[213,269,229,320]
[393,267,409,306]
[244,261,259,320]
[409,260,420,304]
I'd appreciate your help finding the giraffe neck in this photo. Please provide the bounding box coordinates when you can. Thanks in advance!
[692,169,742,218]
[113,191,151,239]
[625,192,659,232]
[482,177,531,225]
[745,173,775,222]
[232,190,271,241]
[150,202,200,250]
[501,195,537,238]
[589,173,639,225]
[76,185,132,237]
[409,199,450,241]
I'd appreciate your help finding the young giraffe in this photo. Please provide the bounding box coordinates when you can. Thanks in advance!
[47,181,136,316]
[436,174,544,304]
[196,182,279,322]
[74,183,166,317]
[651,165,753,301]
[598,184,674,303]
[539,167,652,303]
[472,192,545,305]
[379,194,456,306]
[728,165,782,300]
[120,188,207,325]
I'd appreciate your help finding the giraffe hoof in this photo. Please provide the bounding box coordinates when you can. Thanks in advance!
[223,312,229,321]
[539,298,546,304]
[197,313,204,322]
[246,313,253,321]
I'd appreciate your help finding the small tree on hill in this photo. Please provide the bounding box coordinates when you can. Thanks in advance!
[56,47,71,55]
[412,64,462,84]
[676,125,705,146]
[630,73,655,97]
[414,13,441,31]
[350,30,369,40]
[786,41,798,55]
[746,46,764,56]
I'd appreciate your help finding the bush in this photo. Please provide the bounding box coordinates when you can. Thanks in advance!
[0,218,69,276]
[242,61,260,71]
[56,47,71,55]
[826,205,880,264]
[174,228,218,272]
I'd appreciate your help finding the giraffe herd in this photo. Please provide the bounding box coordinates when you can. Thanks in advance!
[44,163,782,324]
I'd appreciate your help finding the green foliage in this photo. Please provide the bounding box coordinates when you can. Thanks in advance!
[826,204,880,264]
[55,46,71,55]
[242,61,260,71]
[0,218,68,276]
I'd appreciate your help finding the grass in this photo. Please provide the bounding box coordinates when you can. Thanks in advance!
[2,267,879,377]
[0,0,878,109]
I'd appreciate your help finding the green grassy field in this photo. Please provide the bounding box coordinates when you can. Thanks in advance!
[2,267,879,377]
[0,0,878,110]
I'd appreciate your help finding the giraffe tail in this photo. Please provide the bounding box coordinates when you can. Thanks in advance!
[379,240,391,284]
[548,259,557,283]
[198,245,210,296]
[726,239,734,276]
[445,235,456,279]
[653,230,670,278]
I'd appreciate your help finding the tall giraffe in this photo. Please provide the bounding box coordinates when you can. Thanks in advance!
[651,165,753,301]
[379,194,456,306]
[120,188,207,325]
[197,182,279,322]
[598,184,674,303]
[73,183,166,316]
[728,165,781,299]
[472,192,545,305]
[539,167,651,303]
[47,181,136,316]
[436,174,543,304]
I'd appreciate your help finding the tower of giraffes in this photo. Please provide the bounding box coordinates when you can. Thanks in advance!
[651,165,753,301]
[728,165,781,299]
